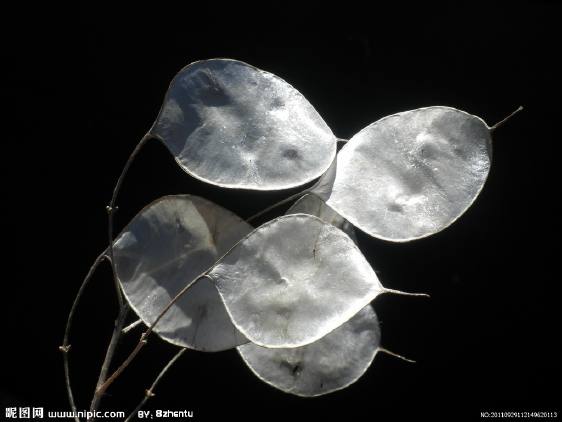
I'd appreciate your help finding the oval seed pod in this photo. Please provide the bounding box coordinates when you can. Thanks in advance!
[238,305,380,397]
[113,195,251,352]
[286,193,357,243]
[150,59,337,190]
[326,107,493,241]
[209,214,385,348]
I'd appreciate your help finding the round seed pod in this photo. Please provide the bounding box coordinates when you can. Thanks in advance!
[326,107,492,241]
[209,214,385,348]
[238,305,380,397]
[113,195,251,352]
[150,59,336,190]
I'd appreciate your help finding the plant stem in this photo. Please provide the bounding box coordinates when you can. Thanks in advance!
[378,347,416,363]
[88,305,129,419]
[106,134,152,309]
[123,348,188,422]
[95,274,211,397]
[85,134,151,419]
[122,318,143,334]
[382,288,430,298]
[489,106,524,132]
[61,251,109,422]
[94,331,147,399]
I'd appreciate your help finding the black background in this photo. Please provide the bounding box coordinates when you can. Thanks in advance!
[12,2,560,421]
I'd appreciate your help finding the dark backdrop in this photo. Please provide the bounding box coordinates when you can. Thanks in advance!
[12,3,560,421]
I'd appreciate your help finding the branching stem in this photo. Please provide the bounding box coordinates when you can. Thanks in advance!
[88,305,129,418]
[95,274,211,396]
[123,348,188,422]
[85,133,151,419]
[61,251,109,422]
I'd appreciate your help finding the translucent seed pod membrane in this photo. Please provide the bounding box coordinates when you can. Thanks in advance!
[238,305,381,397]
[112,195,251,352]
[150,59,337,190]
[325,107,493,241]
[238,200,374,397]
[209,214,386,348]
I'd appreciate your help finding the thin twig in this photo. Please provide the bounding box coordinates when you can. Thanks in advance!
[123,348,188,422]
[86,134,151,419]
[95,332,147,398]
[382,288,430,298]
[60,250,109,422]
[107,134,152,309]
[122,319,143,334]
[378,347,416,363]
[489,106,524,132]
[88,305,129,418]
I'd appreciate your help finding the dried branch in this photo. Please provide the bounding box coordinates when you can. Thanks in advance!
[106,134,152,309]
[88,305,129,417]
[60,250,109,422]
[86,134,151,419]
[489,106,524,132]
[123,348,188,422]
[122,319,143,334]
[95,275,210,397]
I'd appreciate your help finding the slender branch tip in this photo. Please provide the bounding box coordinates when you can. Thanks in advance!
[122,319,143,334]
[378,347,416,363]
[490,105,524,132]
[123,348,187,422]
[382,288,430,298]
